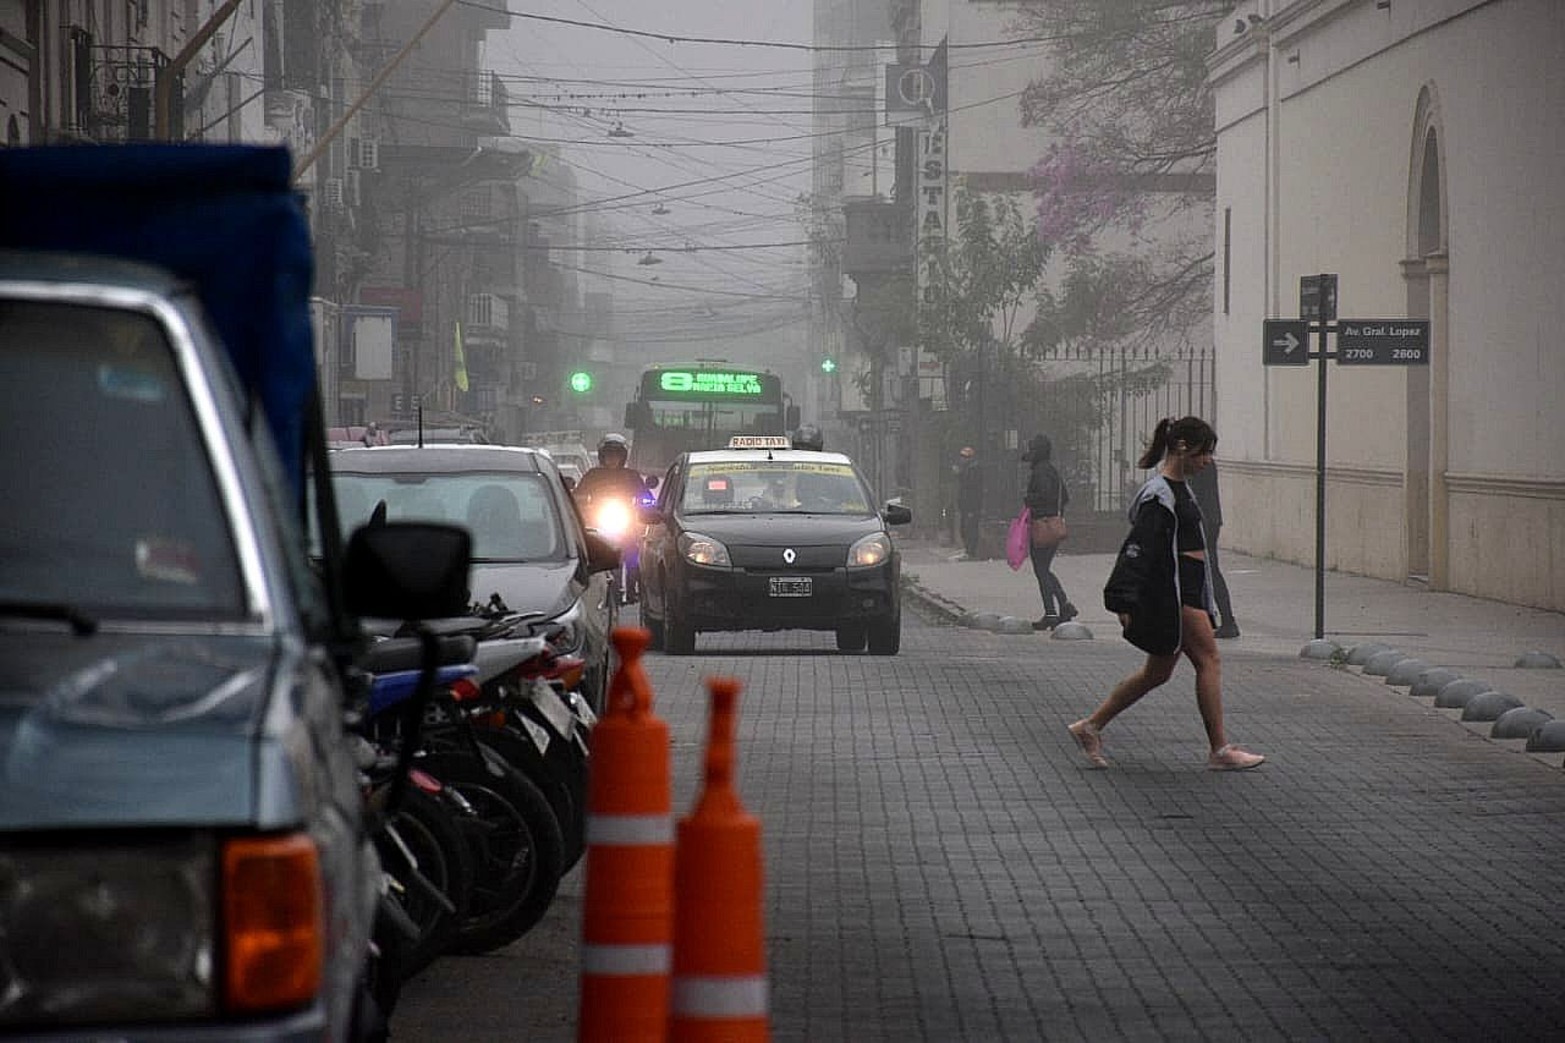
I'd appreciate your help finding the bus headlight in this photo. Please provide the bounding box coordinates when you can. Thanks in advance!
[848,533,892,568]
[679,532,730,567]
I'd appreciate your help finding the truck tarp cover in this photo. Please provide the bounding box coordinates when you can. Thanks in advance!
[0,144,317,500]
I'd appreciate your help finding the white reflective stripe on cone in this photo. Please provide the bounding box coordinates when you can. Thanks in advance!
[586,813,674,845]
[580,943,673,976]
[671,976,769,1018]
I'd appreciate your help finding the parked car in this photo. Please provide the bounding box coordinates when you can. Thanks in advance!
[637,437,912,654]
[324,445,620,713]
[0,144,465,1040]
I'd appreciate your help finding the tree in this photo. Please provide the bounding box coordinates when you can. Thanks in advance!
[1012,1,1227,356]
[919,187,1051,502]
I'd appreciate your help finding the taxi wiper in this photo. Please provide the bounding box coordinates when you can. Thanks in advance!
[0,601,99,636]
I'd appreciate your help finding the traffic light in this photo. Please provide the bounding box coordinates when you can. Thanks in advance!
[820,357,837,374]
[568,370,594,394]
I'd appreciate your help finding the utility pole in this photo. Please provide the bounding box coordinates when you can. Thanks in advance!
[293,0,460,181]
[155,0,244,140]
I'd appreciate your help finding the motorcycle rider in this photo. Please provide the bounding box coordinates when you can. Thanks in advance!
[574,433,653,603]
[573,432,653,505]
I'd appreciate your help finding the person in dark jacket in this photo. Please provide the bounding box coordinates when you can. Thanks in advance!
[1067,416,1265,771]
[955,446,982,559]
[1188,460,1239,637]
[1021,433,1076,630]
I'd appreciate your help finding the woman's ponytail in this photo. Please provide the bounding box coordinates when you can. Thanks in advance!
[1137,417,1174,469]
[1138,415,1217,470]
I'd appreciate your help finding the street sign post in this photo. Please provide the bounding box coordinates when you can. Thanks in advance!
[1261,274,1430,640]
[1300,273,1338,323]
[1336,320,1430,365]
[1263,319,1310,366]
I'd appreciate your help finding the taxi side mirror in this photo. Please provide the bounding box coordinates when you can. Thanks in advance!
[637,503,664,526]
[882,503,913,526]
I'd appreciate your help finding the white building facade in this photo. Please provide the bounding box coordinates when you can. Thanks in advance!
[1210,0,1565,611]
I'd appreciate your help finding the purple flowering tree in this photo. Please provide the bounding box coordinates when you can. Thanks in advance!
[1013,0,1227,357]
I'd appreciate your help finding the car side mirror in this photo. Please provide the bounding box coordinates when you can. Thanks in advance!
[343,522,472,619]
[637,503,664,526]
[645,474,659,490]
[882,503,913,526]
[584,530,622,574]
[561,474,577,491]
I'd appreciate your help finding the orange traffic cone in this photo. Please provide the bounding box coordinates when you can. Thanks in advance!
[669,676,769,1043]
[578,627,674,1043]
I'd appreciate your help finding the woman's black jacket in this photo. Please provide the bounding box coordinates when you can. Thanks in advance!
[1023,458,1068,517]
[1103,474,1214,655]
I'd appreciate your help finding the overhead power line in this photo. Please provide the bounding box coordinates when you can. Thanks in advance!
[456,1,1068,51]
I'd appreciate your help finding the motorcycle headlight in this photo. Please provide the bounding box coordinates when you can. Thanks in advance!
[679,531,730,567]
[592,499,632,541]
[848,532,892,568]
[0,836,217,1024]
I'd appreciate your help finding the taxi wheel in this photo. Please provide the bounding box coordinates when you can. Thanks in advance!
[866,609,900,655]
[835,624,867,652]
[665,601,696,655]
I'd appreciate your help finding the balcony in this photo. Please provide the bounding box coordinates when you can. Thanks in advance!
[466,293,511,344]
[463,71,511,136]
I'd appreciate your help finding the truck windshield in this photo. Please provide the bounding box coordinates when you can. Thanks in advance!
[0,301,245,619]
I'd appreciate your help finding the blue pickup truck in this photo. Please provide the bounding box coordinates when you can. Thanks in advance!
[0,146,466,1041]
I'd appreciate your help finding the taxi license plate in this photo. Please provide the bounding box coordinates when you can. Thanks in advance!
[768,576,812,598]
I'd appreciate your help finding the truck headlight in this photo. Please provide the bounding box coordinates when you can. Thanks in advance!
[848,533,892,568]
[679,532,730,567]
[0,836,217,1024]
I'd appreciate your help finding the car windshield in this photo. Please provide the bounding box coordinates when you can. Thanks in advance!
[681,460,872,516]
[0,300,246,619]
[331,470,566,562]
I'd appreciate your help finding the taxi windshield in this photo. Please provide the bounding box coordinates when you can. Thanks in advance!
[682,460,871,516]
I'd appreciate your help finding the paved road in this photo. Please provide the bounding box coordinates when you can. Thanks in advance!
[393,603,1565,1041]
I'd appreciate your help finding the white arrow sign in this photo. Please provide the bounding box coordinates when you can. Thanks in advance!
[1272,330,1300,355]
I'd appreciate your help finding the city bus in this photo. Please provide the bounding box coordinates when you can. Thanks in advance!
[623,361,799,477]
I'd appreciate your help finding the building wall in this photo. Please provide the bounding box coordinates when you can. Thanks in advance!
[1211,0,1565,610]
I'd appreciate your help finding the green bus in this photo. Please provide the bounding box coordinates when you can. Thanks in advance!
[623,362,799,477]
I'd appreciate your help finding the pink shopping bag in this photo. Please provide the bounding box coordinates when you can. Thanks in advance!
[1006,506,1031,571]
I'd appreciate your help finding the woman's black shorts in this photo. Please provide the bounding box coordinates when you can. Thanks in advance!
[1178,555,1207,609]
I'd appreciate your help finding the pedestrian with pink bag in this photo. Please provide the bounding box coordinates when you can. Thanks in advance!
[1020,433,1076,631]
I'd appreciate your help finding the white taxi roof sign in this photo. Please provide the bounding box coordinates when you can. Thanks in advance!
[727,435,791,449]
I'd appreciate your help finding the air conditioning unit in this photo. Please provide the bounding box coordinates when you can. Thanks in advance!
[322,177,344,209]
[345,169,362,208]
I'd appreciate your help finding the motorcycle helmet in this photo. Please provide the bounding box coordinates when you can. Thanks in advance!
[791,424,824,451]
[597,432,630,465]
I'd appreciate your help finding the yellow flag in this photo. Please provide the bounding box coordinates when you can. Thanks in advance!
[454,320,469,392]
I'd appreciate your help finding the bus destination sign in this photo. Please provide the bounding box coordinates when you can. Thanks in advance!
[659,370,764,396]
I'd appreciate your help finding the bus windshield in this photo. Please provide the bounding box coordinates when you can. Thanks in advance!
[625,364,790,476]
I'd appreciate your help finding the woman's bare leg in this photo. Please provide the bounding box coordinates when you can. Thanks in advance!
[1086,652,1178,732]
[1180,605,1226,751]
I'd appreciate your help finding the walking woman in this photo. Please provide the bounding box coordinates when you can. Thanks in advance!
[1021,434,1076,630]
[1067,417,1265,771]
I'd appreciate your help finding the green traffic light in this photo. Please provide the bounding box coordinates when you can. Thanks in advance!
[568,371,594,394]
[820,357,837,373]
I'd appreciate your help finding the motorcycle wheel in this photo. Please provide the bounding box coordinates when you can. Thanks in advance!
[835,624,867,652]
[420,748,566,955]
[375,783,475,981]
[477,723,586,871]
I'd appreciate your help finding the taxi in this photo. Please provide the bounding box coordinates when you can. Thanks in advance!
[637,436,912,654]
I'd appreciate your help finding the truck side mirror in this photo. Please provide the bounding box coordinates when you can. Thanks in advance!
[343,522,472,619]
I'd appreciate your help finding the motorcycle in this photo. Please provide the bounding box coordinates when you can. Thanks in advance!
[585,490,654,605]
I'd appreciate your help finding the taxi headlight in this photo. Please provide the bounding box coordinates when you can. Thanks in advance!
[848,532,892,568]
[679,532,731,567]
